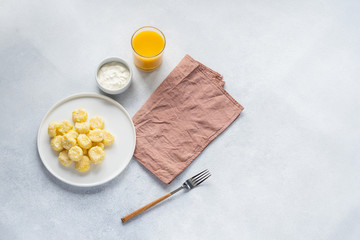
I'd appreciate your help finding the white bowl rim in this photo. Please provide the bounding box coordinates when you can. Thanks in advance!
[96,57,133,94]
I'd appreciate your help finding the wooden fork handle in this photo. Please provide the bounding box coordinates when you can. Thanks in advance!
[121,193,172,223]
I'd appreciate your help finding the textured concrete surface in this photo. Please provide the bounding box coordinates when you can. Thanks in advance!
[1,0,360,239]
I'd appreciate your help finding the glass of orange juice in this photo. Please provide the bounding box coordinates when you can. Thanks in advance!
[131,26,166,71]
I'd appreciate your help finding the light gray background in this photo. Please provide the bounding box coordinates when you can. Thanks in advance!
[1,0,359,239]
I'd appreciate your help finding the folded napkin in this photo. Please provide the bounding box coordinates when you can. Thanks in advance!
[133,55,244,184]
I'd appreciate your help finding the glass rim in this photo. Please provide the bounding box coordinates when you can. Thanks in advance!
[131,26,166,59]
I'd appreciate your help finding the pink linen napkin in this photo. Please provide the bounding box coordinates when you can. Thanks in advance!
[133,55,244,184]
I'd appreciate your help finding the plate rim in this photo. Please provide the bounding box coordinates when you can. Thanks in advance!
[37,92,136,187]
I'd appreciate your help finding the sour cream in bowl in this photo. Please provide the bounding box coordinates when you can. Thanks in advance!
[96,57,132,95]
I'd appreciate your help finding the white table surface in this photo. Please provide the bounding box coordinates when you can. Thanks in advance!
[1,0,360,239]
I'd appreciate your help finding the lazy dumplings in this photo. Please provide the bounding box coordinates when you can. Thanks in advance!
[61,136,77,150]
[57,120,73,135]
[75,122,90,134]
[88,129,103,142]
[102,130,115,146]
[51,135,64,152]
[48,122,59,138]
[72,108,88,123]
[68,146,83,162]
[89,116,104,130]
[88,146,105,164]
[76,156,91,172]
[77,134,92,149]
[48,108,115,172]
[58,150,72,167]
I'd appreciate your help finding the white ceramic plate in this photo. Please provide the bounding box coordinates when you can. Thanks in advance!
[37,93,136,187]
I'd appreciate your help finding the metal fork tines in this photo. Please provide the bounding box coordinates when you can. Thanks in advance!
[170,169,211,195]
[122,169,211,223]
[183,169,211,189]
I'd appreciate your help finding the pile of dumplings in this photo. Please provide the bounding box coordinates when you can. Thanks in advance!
[48,108,114,172]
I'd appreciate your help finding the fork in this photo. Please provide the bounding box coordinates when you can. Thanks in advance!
[121,169,211,223]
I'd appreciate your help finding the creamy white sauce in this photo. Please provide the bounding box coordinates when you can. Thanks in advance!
[97,62,130,90]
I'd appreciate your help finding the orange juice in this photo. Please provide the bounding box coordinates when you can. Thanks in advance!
[131,27,166,71]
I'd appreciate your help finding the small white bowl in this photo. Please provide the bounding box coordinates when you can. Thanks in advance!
[96,57,132,95]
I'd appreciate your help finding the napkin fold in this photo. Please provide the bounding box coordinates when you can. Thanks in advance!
[133,55,244,184]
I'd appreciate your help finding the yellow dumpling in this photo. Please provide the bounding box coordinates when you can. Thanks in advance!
[102,130,114,146]
[88,146,105,165]
[57,120,73,135]
[65,130,79,139]
[58,150,73,167]
[49,110,114,172]
[77,134,92,149]
[88,129,103,143]
[93,142,105,149]
[89,116,104,130]
[72,108,88,123]
[61,136,77,150]
[68,146,83,162]
[75,156,91,172]
[75,122,90,134]
[51,135,64,151]
[48,122,59,137]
